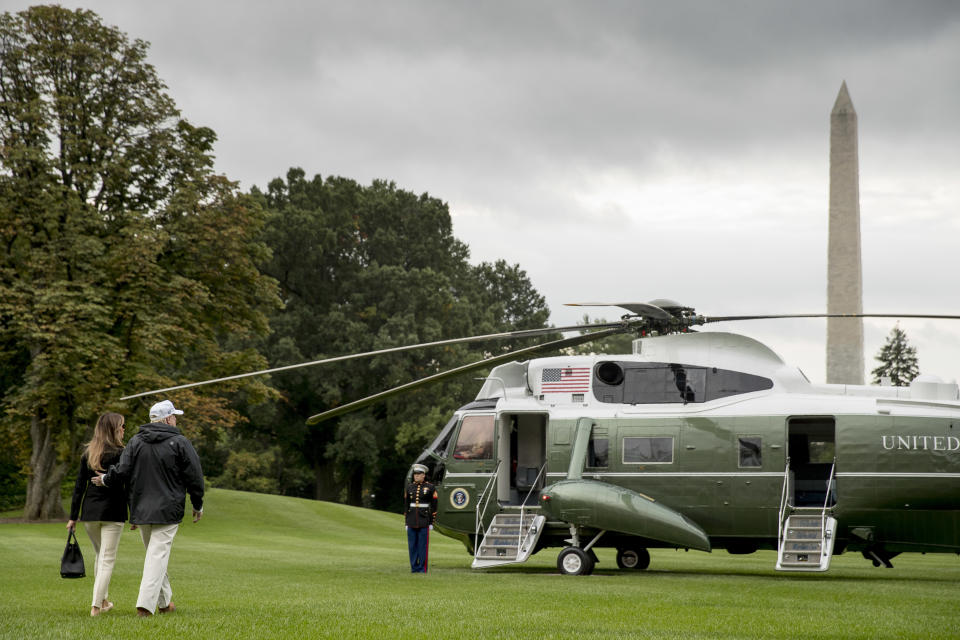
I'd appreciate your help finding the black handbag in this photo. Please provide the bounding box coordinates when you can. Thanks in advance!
[60,529,85,578]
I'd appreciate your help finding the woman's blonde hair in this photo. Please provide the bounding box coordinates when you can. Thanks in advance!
[84,413,125,473]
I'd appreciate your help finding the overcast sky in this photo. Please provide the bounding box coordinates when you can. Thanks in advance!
[20,1,960,383]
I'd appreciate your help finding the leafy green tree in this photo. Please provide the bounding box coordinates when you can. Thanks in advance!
[239,169,549,508]
[871,324,919,386]
[0,6,278,518]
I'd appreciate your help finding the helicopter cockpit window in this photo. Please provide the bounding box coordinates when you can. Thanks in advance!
[623,437,674,464]
[452,415,494,460]
[587,436,609,468]
[738,437,762,468]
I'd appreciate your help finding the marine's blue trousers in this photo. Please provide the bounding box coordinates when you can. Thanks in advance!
[407,527,429,573]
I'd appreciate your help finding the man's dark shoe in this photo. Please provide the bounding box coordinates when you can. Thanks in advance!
[136,607,152,617]
[158,603,175,614]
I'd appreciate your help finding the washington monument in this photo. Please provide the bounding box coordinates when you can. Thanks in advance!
[826,81,864,384]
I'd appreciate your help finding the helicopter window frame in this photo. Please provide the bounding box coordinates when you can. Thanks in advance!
[737,436,762,469]
[587,436,609,468]
[428,413,460,457]
[622,436,674,465]
[451,414,495,461]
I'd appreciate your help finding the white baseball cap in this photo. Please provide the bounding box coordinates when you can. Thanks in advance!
[149,399,184,422]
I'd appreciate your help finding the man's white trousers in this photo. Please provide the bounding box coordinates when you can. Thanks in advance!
[136,523,179,613]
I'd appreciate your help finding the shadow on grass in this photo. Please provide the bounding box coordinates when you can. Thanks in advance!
[473,557,960,585]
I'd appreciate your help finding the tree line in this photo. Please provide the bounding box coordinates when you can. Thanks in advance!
[0,6,549,518]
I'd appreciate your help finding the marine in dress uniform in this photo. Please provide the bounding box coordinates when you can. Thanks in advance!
[404,464,438,573]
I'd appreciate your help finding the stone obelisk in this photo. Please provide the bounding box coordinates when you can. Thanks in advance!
[826,81,864,384]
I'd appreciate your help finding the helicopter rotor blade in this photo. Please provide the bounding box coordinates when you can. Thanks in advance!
[306,325,629,425]
[703,313,960,323]
[563,303,960,333]
[118,321,624,401]
[566,302,675,320]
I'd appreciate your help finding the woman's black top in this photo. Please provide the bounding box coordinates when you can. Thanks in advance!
[69,448,127,522]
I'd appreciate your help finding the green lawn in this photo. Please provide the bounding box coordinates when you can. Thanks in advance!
[1,488,958,639]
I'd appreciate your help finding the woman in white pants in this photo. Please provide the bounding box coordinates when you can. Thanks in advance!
[67,413,128,617]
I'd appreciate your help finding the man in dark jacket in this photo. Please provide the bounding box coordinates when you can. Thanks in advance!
[93,399,204,617]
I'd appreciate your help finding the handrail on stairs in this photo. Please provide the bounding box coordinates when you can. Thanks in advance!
[474,459,502,555]
[516,462,548,555]
[820,458,837,536]
[777,456,791,550]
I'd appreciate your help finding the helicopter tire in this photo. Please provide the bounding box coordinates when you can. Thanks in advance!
[616,547,650,570]
[557,547,594,576]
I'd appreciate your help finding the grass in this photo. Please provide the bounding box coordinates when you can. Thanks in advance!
[1,488,959,639]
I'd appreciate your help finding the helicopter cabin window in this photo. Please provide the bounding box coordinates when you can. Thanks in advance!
[587,436,609,468]
[593,361,773,404]
[452,415,494,460]
[738,437,762,468]
[623,436,674,464]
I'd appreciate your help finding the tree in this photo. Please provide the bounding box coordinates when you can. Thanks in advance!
[871,324,919,386]
[0,7,279,519]
[234,169,550,508]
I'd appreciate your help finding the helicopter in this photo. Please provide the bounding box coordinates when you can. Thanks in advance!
[126,300,960,575]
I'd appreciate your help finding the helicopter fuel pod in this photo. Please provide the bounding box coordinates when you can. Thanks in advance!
[414,330,960,574]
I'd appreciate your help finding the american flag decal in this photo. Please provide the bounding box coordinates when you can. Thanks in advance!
[541,367,591,393]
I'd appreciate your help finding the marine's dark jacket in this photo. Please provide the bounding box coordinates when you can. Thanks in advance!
[70,448,127,523]
[404,481,437,528]
[103,422,204,525]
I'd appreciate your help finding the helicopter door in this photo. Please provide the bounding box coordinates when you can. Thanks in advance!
[787,417,837,507]
[497,413,547,505]
[440,414,497,525]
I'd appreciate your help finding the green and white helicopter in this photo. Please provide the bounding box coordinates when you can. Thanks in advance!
[130,301,960,575]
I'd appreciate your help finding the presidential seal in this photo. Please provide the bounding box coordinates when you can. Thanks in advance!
[450,487,470,509]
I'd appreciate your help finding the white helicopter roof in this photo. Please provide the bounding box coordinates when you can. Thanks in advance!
[474,331,960,413]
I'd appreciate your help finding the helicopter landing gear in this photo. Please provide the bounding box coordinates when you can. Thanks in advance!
[557,547,595,575]
[616,547,650,570]
[862,549,899,568]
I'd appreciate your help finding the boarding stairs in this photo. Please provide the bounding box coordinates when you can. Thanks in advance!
[776,459,838,572]
[472,510,546,568]
[472,461,547,569]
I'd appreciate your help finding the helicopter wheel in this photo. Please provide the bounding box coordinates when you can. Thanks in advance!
[557,547,594,576]
[616,547,650,570]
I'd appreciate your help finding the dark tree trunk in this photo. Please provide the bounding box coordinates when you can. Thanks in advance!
[24,414,66,520]
[345,466,364,506]
[313,459,340,502]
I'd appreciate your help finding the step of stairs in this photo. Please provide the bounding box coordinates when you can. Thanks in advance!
[472,513,546,569]
[776,514,837,572]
